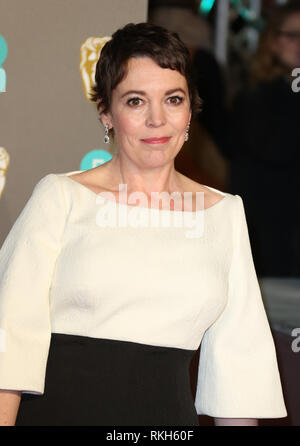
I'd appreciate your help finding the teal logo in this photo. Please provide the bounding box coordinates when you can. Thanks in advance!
[0,35,8,93]
[80,149,112,171]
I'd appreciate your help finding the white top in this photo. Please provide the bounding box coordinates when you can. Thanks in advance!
[0,170,288,418]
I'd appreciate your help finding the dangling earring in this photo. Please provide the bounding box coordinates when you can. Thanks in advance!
[104,123,110,144]
[185,121,190,142]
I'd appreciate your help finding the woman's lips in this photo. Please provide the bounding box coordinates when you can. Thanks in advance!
[141,137,171,144]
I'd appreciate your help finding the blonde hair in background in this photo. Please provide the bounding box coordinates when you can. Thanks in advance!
[249,3,300,85]
[0,147,10,199]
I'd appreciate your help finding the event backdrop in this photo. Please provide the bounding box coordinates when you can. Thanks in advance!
[0,0,148,245]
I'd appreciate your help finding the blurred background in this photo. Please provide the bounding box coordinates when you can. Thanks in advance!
[0,0,299,427]
[148,0,300,426]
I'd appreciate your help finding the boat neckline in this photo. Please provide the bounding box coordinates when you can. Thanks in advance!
[59,171,229,214]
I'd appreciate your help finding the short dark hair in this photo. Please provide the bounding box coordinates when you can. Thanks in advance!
[89,22,202,120]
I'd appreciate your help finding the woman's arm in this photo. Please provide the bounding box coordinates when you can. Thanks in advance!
[0,390,21,426]
[214,418,258,426]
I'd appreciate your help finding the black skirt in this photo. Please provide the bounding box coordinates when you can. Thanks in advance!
[15,333,199,426]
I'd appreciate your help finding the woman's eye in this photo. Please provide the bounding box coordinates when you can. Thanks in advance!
[127,97,143,107]
[167,96,184,105]
[127,96,184,107]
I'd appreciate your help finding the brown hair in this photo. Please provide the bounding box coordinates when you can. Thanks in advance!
[249,2,300,85]
[89,22,202,129]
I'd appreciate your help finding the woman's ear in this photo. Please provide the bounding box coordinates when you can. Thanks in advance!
[99,114,113,130]
[96,102,112,129]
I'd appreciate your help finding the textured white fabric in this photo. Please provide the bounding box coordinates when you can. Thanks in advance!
[0,171,287,418]
[0,174,64,394]
[194,195,288,418]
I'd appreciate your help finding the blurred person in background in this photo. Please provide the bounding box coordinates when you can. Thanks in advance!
[227,1,300,278]
[148,0,230,190]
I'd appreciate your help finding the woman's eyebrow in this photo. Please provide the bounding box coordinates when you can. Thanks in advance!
[121,88,187,98]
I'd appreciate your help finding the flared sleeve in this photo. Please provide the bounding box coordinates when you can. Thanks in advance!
[194,194,288,418]
[0,174,66,394]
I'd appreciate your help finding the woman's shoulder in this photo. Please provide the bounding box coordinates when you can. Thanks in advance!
[60,164,117,195]
[50,165,113,198]
[176,173,235,210]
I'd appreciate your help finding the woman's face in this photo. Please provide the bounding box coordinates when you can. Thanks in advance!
[102,57,192,168]
[272,12,300,70]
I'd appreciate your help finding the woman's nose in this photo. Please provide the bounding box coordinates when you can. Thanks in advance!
[145,103,166,127]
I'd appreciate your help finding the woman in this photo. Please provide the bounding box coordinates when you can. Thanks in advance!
[227,2,300,278]
[0,23,287,426]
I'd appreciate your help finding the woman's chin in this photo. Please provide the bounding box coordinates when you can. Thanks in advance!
[140,150,172,167]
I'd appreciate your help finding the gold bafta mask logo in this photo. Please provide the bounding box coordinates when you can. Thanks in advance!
[0,147,10,199]
[79,36,112,102]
